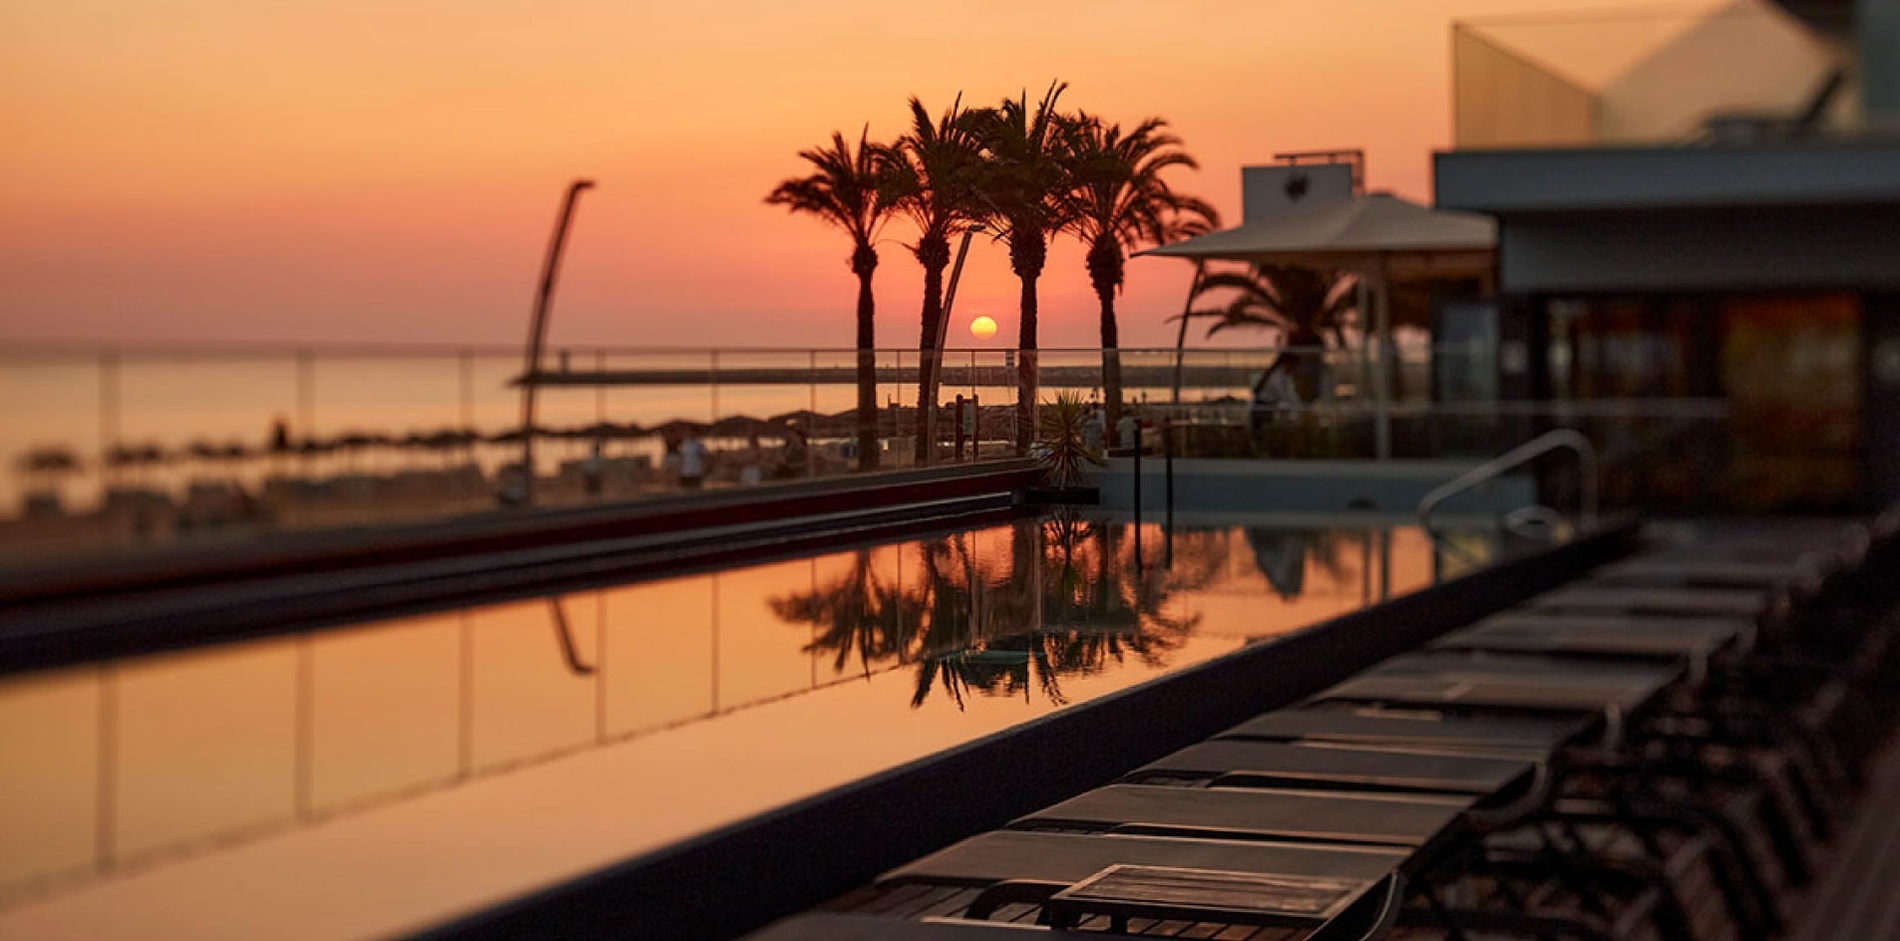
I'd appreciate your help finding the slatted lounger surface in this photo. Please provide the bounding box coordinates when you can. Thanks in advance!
[1589,557,1827,590]
[1523,585,1775,619]
[880,830,1406,889]
[878,830,1404,933]
[1014,784,1472,854]
[1316,652,1682,723]
[1126,739,1538,797]
[1433,613,1749,681]
[1218,708,1587,758]
[744,911,1103,939]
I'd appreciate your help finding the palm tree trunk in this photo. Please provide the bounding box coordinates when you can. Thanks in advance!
[1088,239,1126,446]
[1095,280,1123,448]
[853,253,880,472]
[1016,274,1038,457]
[1011,230,1046,458]
[913,232,951,466]
[915,262,945,465]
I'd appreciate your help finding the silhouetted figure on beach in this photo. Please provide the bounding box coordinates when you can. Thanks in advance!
[679,431,708,489]
[582,438,605,496]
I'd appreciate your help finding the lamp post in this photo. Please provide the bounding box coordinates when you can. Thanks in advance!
[514,178,595,506]
[923,223,983,466]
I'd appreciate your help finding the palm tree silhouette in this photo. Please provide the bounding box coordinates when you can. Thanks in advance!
[892,95,987,465]
[1068,114,1218,444]
[767,128,904,471]
[968,82,1078,456]
[1186,265,1357,403]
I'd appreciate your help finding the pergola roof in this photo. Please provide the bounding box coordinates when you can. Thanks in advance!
[1141,192,1497,280]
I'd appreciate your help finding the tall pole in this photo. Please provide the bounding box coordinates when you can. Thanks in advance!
[516,179,595,506]
[925,225,980,466]
[1373,256,1392,461]
[1169,262,1206,406]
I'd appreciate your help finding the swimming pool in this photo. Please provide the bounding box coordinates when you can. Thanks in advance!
[0,512,1491,940]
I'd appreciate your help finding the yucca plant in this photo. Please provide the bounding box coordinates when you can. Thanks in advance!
[1036,390,1106,489]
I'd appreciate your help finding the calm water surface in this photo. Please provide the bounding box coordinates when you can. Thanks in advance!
[0,515,1478,940]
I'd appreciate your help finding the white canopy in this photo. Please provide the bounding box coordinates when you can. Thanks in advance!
[1141,192,1496,280]
[1146,191,1498,460]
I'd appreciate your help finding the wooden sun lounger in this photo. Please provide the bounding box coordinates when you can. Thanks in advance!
[1124,739,1540,799]
[1013,784,1473,855]
[1218,707,1587,758]
[1523,585,1777,620]
[744,910,1100,939]
[1315,652,1680,732]
[1434,613,1749,683]
[878,830,1406,936]
[1589,557,1827,591]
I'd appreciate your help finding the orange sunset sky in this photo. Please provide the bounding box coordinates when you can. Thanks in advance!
[1,0,1718,352]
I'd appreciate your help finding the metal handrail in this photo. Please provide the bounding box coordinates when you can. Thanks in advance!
[1417,428,1598,537]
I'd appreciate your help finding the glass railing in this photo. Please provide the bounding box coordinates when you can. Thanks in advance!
[0,341,1780,571]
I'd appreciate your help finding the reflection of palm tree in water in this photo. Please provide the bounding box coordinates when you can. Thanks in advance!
[768,550,924,676]
[769,520,1228,711]
[914,519,1204,709]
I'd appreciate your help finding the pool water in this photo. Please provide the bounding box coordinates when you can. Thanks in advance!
[0,514,1485,940]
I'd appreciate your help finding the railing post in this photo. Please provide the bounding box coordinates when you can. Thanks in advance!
[1132,420,1143,572]
[1164,415,1175,569]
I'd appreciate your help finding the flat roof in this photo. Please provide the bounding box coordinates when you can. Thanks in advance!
[1435,139,1900,213]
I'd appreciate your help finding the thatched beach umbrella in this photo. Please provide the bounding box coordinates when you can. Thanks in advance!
[709,415,779,440]
[17,446,82,476]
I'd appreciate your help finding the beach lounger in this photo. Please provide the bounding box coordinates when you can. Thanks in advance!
[1522,586,1780,622]
[1123,738,1541,800]
[1013,784,1472,854]
[1217,706,1588,758]
[877,830,1406,937]
[1433,613,1750,683]
[742,910,1102,939]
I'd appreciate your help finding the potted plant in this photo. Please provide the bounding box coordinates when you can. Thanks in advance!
[1027,390,1105,505]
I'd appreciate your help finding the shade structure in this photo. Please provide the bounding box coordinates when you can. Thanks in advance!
[1139,192,1496,280]
[1141,192,1498,460]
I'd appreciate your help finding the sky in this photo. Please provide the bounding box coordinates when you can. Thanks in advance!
[0,0,1723,353]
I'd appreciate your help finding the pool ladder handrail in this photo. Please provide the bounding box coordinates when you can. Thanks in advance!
[1417,428,1599,547]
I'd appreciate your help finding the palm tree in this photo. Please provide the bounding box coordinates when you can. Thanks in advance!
[767,127,903,471]
[892,95,987,465]
[1187,265,1357,403]
[1068,114,1219,443]
[968,82,1078,456]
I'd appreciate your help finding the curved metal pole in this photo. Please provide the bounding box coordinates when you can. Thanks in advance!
[516,178,595,506]
[924,226,980,466]
[1170,261,1207,406]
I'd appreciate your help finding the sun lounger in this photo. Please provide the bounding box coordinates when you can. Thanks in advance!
[877,829,1406,936]
[1125,738,1541,803]
[1014,784,1472,854]
[1433,613,1749,683]
[743,911,1100,939]
[1523,585,1778,621]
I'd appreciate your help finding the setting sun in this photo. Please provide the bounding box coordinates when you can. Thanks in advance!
[969,315,998,340]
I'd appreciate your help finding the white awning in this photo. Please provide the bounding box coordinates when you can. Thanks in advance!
[1141,192,1497,280]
